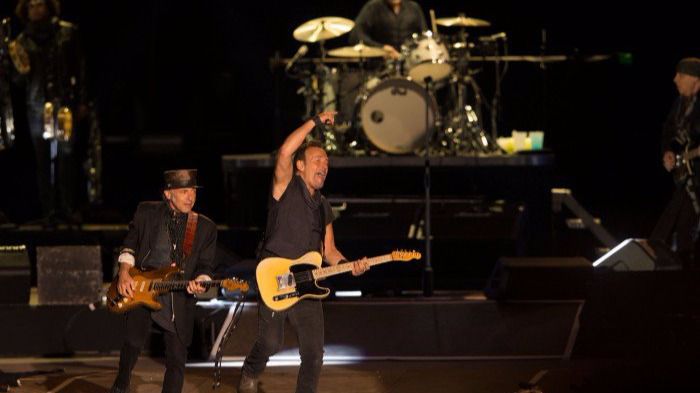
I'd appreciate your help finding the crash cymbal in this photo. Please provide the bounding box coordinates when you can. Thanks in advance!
[328,43,386,58]
[436,15,490,27]
[293,16,355,43]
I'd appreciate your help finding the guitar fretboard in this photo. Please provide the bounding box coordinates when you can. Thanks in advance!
[312,254,393,280]
[151,280,223,292]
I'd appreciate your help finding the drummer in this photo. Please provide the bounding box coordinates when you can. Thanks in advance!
[349,0,428,60]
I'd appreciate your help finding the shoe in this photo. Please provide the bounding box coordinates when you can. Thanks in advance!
[237,373,258,393]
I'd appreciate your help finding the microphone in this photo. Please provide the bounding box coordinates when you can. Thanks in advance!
[479,32,507,42]
[285,45,308,72]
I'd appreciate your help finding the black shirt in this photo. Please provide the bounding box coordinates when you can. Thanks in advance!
[261,175,334,260]
[349,0,428,50]
[662,95,700,154]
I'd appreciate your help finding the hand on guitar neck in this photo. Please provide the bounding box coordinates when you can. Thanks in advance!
[347,257,370,276]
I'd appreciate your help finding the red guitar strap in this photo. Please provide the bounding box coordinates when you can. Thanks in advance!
[183,212,198,262]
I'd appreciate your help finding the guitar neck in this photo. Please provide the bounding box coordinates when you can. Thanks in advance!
[312,254,393,280]
[689,147,700,160]
[152,279,223,292]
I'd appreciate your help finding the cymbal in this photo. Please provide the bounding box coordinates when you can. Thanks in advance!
[328,43,386,58]
[293,16,355,43]
[436,16,491,27]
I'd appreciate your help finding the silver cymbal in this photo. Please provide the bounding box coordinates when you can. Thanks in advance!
[436,16,491,27]
[328,43,386,58]
[293,16,355,43]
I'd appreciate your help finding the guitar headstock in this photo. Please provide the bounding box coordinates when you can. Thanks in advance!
[222,278,250,293]
[391,249,422,262]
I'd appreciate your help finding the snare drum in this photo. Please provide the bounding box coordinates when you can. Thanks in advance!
[359,77,437,154]
[402,31,453,83]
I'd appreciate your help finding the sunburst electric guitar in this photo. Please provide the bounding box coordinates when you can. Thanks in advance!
[256,250,421,311]
[106,266,249,313]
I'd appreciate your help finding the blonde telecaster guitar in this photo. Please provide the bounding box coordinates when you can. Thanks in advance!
[256,250,421,311]
[106,265,249,313]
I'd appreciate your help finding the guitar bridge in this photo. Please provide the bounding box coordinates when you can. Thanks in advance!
[273,291,299,301]
[276,273,296,290]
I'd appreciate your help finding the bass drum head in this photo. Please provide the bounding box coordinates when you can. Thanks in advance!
[359,78,436,154]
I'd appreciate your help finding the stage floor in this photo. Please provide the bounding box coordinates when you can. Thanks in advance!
[2,355,699,393]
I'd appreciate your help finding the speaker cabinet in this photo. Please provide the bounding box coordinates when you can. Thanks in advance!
[592,238,681,271]
[0,245,30,304]
[486,257,593,300]
[37,246,103,305]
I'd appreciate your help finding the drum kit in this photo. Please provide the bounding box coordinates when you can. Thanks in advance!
[282,13,521,156]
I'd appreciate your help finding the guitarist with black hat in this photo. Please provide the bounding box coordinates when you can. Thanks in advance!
[652,58,700,269]
[109,169,217,393]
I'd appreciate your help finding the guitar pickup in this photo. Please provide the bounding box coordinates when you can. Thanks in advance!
[276,273,296,290]
[273,291,299,301]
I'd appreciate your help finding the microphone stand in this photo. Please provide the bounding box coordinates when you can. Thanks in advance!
[423,76,434,297]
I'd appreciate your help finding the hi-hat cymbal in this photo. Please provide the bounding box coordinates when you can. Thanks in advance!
[436,16,491,27]
[328,43,386,58]
[293,16,355,43]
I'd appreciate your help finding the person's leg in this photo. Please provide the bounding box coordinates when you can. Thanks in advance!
[651,188,684,244]
[239,304,286,391]
[26,111,52,219]
[162,330,188,393]
[288,300,324,393]
[674,192,699,269]
[111,307,151,392]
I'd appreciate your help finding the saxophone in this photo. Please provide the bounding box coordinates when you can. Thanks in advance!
[8,40,30,75]
[0,18,16,150]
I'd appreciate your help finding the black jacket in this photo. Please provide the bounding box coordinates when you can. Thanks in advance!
[121,201,217,344]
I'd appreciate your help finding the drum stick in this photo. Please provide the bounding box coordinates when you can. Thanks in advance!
[429,9,438,36]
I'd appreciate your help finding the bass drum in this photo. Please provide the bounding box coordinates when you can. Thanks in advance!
[359,78,437,154]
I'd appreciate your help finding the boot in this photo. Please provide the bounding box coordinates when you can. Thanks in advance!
[237,373,258,393]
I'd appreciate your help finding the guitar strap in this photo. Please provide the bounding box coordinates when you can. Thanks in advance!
[319,197,327,257]
[182,212,198,267]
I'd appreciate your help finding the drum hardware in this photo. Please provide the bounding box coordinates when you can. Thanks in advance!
[291,16,357,153]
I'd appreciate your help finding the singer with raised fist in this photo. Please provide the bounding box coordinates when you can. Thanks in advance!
[236,112,370,393]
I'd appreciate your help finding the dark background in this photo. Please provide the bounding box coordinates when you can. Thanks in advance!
[1,0,698,244]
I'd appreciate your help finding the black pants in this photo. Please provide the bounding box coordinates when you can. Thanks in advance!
[111,307,188,393]
[27,108,77,219]
[242,300,325,393]
[651,186,700,269]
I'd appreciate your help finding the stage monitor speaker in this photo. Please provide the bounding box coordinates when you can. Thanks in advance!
[485,257,593,300]
[0,245,30,304]
[37,246,103,305]
[592,238,681,271]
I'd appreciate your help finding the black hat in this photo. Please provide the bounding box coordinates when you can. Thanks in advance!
[677,58,700,78]
[163,169,201,190]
